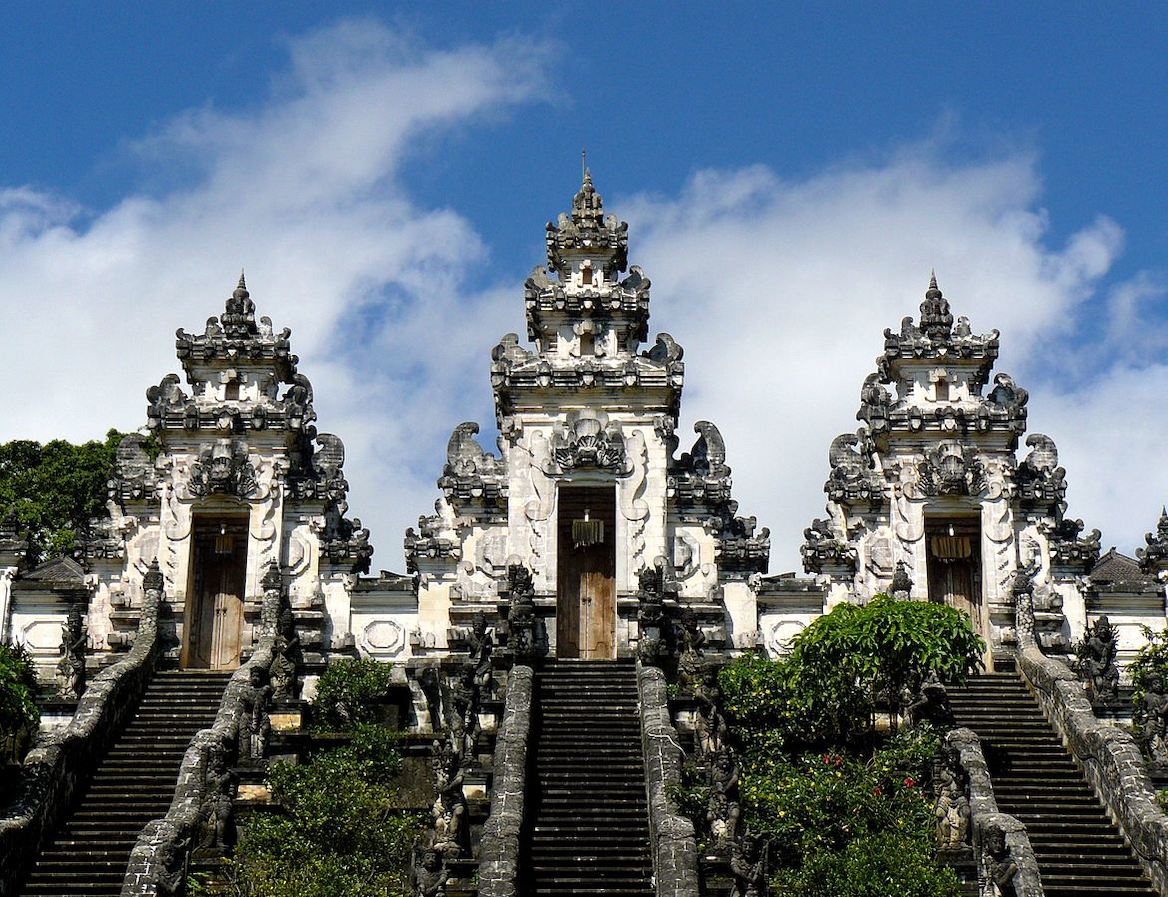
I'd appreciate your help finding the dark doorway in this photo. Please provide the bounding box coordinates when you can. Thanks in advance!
[183,515,248,670]
[556,485,617,660]
[926,517,985,638]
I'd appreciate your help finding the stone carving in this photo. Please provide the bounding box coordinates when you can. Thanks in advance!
[1046,515,1102,570]
[504,561,536,662]
[54,601,87,701]
[1074,616,1120,705]
[673,607,706,694]
[984,828,1019,897]
[824,431,882,507]
[913,442,986,497]
[669,421,732,509]
[907,670,953,727]
[1138,671,1168,766]
[890,561,913,600]
[550,410,627,473]
[933,744,970,850]
[236,666,272,766]
[438,422,507,514]
[856,374,892,434]
[546,169,629,277]
[636,561,671,666]
[411,845,450,897]
[145,374,190,430]
[196,736,237,851]
[187,441,261,499]
[712,508,770,577]
[429,737,469,859]
[318,498,373,573]
[694,671,728,759]
[707,746,741,847]
[728,832,768,897]
[1138,507,1168,574]
[109,433,158,507]
[267,566,299,703]
[1013,433,1066,514]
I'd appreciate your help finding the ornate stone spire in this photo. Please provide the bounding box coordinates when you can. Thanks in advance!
[223,269,257,338]
[919,271,954,340]
[545,169,629,277]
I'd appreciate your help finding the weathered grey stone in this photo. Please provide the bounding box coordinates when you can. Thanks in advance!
[478,665,533,897]
[637,663,700,897]
[0,564,165,897]
[946,727,1044,897]
[119,576,283,896]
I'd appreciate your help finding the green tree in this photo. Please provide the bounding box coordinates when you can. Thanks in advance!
[793,594,984,731]
[0,430,133,563]
[0,643,39,764]
[311,658,397,732]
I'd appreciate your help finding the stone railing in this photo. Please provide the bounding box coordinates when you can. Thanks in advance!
[945,727,1044,897]
[636,663,700,897]
[1016,635,1168,894]
[479,665,534,897]
[0,565,165,897]
[120,576,283,897]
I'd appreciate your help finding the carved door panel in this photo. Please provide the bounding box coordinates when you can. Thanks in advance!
[186,518,247,670]
[580,569,615,660]
[556,486,616,660]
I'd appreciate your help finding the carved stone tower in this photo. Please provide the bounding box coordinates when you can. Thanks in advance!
[407,173,769,660]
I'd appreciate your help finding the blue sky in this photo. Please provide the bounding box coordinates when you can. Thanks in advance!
[1,5,1165,570]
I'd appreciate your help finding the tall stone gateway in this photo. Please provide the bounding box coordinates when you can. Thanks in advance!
[788,274,1167,669]
[405,170,769,663]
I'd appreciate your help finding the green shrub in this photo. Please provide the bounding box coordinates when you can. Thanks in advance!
[772,832,962,897]
[1130,624,1168,730]
[719,651,869,758]
[0,642,39,762]
[793,594,984,730]
[311,658,395,732]
[230,726,419,897]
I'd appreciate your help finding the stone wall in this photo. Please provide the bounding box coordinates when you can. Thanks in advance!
[120,580,282,896]
[1019,643,1168,896]
[636,663,699,897]
[478,665,533,897]
[946,727,1044,897]
[0,569,163,896]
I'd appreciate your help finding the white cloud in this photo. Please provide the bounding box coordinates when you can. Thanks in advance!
[625,147,1162,571]
[1,21,1163,575]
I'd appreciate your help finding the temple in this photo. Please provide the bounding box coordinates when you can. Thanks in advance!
[3,172,1168,896]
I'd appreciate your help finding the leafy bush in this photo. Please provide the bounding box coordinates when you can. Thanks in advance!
[772,831,963,897]
[0,431,136,563]
[741,729,939,869]
[229,725,420,897]
[793,594,984,730]
[719,651,869,758]
[0,642,39,762]
[311,658,395,732]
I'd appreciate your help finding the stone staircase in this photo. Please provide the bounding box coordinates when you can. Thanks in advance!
[20,669,232,896]
[522,659,653,896]
[949,672,1157,896]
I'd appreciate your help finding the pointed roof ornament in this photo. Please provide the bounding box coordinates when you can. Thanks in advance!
[223,268,257,337]
[919,269,952,339]
[546,167,629,275]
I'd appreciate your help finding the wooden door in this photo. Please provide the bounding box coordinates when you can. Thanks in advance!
[926,521,991,667]
[185,518,247,670]
[556,486,616,660]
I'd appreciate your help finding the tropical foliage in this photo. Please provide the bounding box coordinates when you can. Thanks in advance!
[0,642,39,764]
[0,430,138,563]
[311,657,398,732]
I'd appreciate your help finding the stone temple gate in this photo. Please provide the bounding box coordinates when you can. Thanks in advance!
[2,170,1167,688]
[5,171,1168,897]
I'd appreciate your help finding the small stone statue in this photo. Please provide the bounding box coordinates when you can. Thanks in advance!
[505,562,536,662]
[906,670,953,727]
[197,738,237,851]
[1074,616,1121,705]
[237,666,272,765]
[694,672,728,758]
[54,604,87,701]
[636,565,668,666]
[674,608,706,694]
[933,746,970,850]
[430,739,468,858]
[728,832,768,897]
[890,561,913,600]
[411,846,449,897]
[984,829,1018,897]
[1140,671,1168,765]
[467,612,494,698]
[707,747,741,846]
